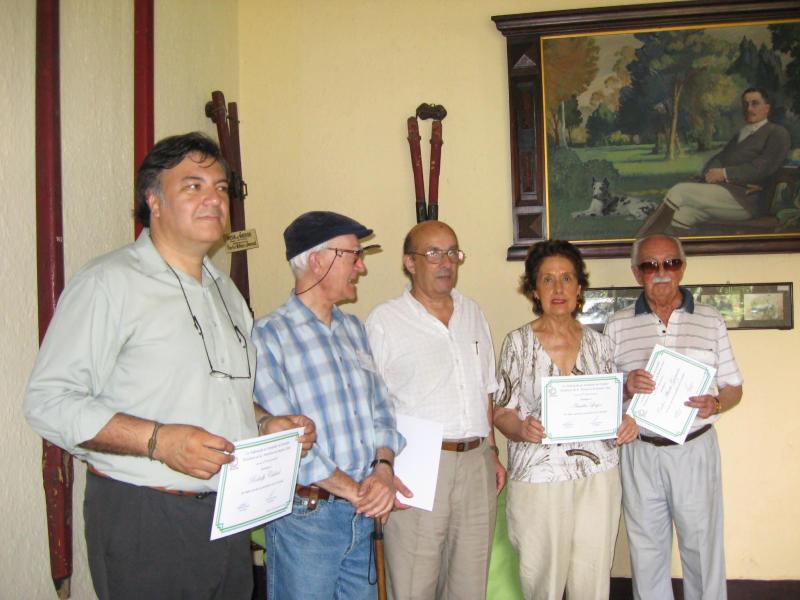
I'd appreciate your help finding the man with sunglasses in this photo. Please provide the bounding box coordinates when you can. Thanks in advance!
[252,211,407,600]
[604,234,743,600]
[24,132,315,600]
[365,220,504,600]
[637,87,790,236]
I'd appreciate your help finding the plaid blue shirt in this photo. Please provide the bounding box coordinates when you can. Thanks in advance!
[253,294,405,485]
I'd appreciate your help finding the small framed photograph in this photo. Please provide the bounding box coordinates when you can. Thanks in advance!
[579,282,793,331]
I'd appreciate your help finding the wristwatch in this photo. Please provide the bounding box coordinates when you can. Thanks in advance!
[370,458,394,474]
[713,397,722,414]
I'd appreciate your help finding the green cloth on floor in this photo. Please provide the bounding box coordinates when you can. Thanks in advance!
[251,488,524,598]
[488,487,523,599]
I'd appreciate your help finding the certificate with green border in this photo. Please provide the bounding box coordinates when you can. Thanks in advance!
[210,427,303,540]
[541,373,623,444]
[627,345,715,444]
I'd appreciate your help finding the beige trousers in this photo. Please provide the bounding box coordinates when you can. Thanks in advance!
[385,441,496,600]
[666,182,751,228]
[506,466,621,600]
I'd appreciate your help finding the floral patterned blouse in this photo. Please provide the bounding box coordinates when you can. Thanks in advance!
[495,323,619,483]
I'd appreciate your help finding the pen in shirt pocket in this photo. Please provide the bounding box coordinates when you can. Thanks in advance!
[474,341,479,355]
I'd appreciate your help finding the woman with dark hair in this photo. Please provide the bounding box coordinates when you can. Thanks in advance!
[494,240,638,600]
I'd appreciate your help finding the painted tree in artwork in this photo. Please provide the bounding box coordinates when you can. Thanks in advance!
[681,72,742,151]
[543,36,599,147]
[729,37,783,94]
[586,104,617,146]
[617,29,733,159]
[589,45,635,113]
[769,22,800,115]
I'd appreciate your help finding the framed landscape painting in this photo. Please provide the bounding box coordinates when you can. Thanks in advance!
[494,0,800,258]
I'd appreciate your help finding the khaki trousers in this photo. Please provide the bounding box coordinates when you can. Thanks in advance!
[385,441,496,600]
[506,466,621,600]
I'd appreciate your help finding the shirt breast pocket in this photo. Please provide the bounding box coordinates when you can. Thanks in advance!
[685,348,716,370]
[459,340,485,392]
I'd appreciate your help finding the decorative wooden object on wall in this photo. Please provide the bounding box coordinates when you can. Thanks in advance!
[493,0,800,259]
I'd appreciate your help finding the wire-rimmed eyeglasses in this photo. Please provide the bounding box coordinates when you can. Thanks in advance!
[407,248,465,264]
[326,244,381,261]
[167,263,252,380]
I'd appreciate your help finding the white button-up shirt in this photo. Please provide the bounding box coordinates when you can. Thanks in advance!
[738,118,768,142]
[366,287,498,439]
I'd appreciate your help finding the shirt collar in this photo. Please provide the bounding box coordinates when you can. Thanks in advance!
[739,119,768,138]
[285,292,344,330]
[402,284,462,316]
[134,228,221,287]
[634,286,694,315]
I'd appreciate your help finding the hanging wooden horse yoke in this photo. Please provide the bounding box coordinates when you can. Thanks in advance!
[205,90,252,313]
[406,103,447,222]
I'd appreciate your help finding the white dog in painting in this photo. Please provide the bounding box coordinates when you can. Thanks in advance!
[572,177,655,220]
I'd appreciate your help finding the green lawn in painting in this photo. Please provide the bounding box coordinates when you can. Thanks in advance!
[549,144,719,241]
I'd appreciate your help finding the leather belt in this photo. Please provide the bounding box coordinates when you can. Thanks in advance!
[639,424,712,447]
[441,438,482,452]
[87,465,214,499]
[295,484,344,511]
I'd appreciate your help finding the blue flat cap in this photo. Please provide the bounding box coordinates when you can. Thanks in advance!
[284,211,373,260]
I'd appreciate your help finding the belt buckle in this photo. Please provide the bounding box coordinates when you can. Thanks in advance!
[457,441,466,452]
[306,487,320,512]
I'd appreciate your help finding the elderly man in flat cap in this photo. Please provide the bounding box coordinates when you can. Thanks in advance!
[252,211,408,600]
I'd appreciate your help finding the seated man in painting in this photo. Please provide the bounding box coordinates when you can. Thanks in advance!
[637,87,791,236]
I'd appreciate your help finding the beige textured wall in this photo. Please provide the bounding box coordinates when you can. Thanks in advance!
[6,1,237,598]
[238,0,800,581]
[2,1,52,597]
[4,1,133,597]
[154,0,240,267]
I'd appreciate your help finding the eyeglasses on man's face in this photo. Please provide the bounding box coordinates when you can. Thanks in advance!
[637,258,683,274]
[407,248,466,264]
[326,244,381,261]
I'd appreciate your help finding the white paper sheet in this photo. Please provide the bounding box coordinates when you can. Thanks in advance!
[627,345,716,444]
[393,414,444,512]
[541,373,623,444]
[210,427,304,540]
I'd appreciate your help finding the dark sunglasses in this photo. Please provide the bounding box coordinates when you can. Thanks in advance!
[637,258,684,273]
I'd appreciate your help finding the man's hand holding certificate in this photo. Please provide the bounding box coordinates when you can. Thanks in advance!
[627,345,716,444]
[210,427,304,540]
[541,374,623,444]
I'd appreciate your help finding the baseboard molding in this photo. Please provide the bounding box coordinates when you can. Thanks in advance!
[610,577,800,599]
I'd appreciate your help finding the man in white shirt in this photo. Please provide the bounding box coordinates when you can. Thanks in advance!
[637,86,791,236]
[366,220,505,600]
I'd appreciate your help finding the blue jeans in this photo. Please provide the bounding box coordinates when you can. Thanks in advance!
[266,495,376,600]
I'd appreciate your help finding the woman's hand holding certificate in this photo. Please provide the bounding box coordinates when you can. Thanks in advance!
[541,374,624,444]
